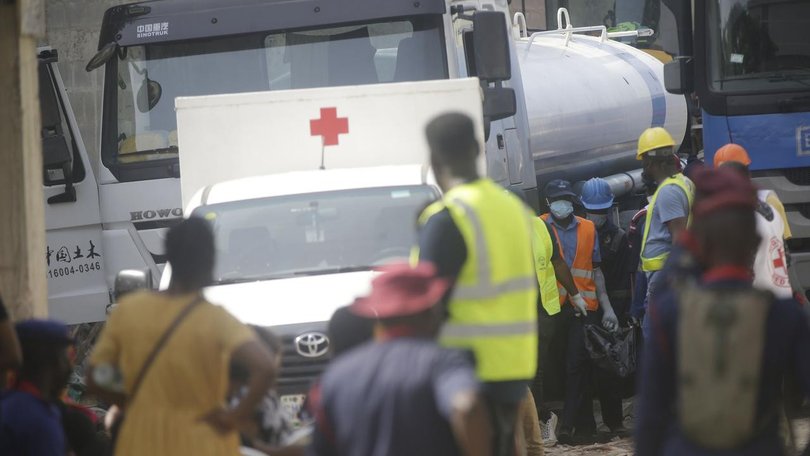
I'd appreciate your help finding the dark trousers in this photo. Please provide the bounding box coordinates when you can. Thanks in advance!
[488,400,520,456]
[594,367,624,430]
[559,306,598,431]
[531,306,560,422]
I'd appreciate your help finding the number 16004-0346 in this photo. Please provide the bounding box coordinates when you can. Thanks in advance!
[48,261,102,279]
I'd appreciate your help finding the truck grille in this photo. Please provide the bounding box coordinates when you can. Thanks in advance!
[278,334,331,395]
[783,167,810,186]
[794,202,810,219]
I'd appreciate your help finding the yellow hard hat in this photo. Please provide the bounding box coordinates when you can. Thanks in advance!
[637,127,676,160]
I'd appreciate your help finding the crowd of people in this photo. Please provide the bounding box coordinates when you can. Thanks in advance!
[0,112,809,456]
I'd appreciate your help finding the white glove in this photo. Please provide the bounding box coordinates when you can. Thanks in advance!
[571,294,588,316]
[602,307,619,332]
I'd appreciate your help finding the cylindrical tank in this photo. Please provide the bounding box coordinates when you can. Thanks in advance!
[515,32,688,188]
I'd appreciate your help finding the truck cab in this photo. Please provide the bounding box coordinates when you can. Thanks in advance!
[39,48,110,324]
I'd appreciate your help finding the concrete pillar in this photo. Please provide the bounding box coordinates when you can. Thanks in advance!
[0,0,48,319]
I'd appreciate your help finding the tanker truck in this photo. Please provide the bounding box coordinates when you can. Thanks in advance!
[44,0,687,324]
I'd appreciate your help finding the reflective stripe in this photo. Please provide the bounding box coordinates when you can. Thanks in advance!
[571,268,593,279]
[442,321,537,338]
[451,198,536,300]
[454,276,537,300]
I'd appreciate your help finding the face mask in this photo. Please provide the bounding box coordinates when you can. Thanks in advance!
[549,200,574,220]
[587,213,608,228]
[641,170,657,188]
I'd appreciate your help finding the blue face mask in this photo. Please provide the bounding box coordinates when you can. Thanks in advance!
[549,200,574,220]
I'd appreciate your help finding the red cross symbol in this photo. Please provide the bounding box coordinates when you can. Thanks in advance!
[310,107,349,146]
[773,255,787,274]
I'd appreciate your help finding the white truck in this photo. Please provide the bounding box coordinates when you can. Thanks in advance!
[46,0,689,324]
[157,78,484,397]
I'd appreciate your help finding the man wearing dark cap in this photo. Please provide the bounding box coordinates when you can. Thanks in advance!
[635,168,810,456]
[308,263,491,456]
[540,178,619,444]
[0,319,74,455]
[413,113,537,455]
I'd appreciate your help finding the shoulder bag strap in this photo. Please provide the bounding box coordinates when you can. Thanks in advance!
[127,295,203,403]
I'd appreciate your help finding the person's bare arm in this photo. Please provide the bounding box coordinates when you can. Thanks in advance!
[666,217,688,239]
[0,296,21,371]
[203,340,276,433]
[552,257,578,296]
[0,319,21,371]
[85,368,128,407]
[449,390,493,456]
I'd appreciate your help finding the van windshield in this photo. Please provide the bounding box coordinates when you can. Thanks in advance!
[191,185,436,284]
[105,16,447,172]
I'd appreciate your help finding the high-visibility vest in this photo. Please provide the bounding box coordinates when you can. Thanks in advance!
[415,178,538,382]
[640,173,694,272]
[540,214,599,311]
[531,217,561,316]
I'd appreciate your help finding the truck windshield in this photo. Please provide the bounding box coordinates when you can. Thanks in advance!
[707,0,810,93]
[544,0,680,59]
[106,16,446,169]
[191,185,436,284]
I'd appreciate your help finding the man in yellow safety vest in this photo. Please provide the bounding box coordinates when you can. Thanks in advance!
[414,113,538,456]
[636,127,694,337]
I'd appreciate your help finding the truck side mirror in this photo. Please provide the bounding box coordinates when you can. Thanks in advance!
[483,87,517,121]
[472,11,512,82]
[86,42,117,72]
[664,57,694,95]
[38,60,77,204]
[114,269,153,302]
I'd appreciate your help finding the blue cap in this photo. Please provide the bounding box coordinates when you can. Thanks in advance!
[580,178,614,210]
[15,320,73,345]
[544,179,577,199]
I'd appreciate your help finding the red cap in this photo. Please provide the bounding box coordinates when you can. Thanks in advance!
[351,263,450,319]
[691,167,757,217]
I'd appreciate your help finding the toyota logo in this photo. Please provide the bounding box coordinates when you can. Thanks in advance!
[294,332,330,358]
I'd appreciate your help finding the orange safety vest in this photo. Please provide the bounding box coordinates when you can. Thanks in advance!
[540,214,599,311]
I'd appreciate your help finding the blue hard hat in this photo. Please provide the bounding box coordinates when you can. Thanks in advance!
[544,179,577,199]
[580,178,614,210]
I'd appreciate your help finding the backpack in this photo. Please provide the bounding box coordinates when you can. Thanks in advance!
[677,282,773,450]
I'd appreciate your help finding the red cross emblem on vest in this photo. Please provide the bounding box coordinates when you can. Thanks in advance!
[310,107,349,146]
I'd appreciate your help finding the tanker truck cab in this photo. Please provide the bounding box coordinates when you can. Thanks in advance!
[37,48,110,324]
[84,0,536,318]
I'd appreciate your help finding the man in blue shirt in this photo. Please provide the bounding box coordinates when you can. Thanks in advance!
[635,168,810,456]
[308,263,492,456]
[541,179,618,445]
[0,320,74,456]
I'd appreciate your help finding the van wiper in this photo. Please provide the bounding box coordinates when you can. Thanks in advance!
[117,146,178,157]
[769,71,810,88]
[293,265,373,276]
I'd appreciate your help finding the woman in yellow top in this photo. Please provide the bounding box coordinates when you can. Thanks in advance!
[89,218,276,456]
